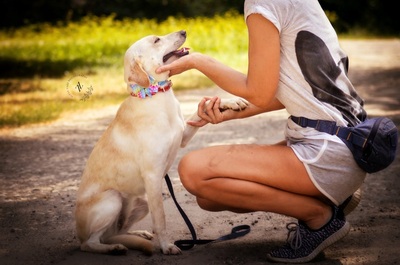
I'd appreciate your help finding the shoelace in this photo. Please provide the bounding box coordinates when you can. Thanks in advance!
[286,222,302,251]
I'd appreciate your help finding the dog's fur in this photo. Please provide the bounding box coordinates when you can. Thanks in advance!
[75,30,248,255]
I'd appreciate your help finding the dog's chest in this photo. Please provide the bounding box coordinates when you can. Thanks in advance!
[134,93,184,129]
[113,95,185,151]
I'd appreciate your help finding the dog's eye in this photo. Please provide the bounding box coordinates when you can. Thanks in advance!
[154,38,161,44]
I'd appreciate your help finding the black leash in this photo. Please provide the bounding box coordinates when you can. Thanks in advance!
[164,174,251,250]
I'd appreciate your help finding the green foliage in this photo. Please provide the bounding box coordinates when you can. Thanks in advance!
[0,12,247,78]
[2,0,398,35]
[0,0,244,28]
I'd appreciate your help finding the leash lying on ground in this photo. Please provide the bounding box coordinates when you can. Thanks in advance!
[164,174,251,250]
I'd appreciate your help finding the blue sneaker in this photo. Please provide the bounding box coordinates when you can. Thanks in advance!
[267,206,350,263]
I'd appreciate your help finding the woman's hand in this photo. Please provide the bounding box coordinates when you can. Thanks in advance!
[156,52,200,76]
[187,96,226,127]
[187,95,283,128]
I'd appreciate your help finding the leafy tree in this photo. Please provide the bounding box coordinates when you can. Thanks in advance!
[320,0,399,35]
[0,0,398,35]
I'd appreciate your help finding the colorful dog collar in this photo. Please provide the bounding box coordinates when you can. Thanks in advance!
[130,76,172,99]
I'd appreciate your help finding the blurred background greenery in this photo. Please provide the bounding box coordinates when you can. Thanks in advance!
[0,0,398,128]
[1,0,398,35]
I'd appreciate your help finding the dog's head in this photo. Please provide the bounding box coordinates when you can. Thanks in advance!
[124,30,189,88]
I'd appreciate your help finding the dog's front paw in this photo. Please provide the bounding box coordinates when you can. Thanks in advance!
[161,243,181,255]
[220,98,249,111]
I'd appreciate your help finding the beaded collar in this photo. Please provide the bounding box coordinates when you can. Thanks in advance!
[129,76,172,99]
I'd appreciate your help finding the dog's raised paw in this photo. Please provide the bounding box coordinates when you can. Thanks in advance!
[220,98,249,111]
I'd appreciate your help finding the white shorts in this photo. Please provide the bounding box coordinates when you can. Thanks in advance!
[286,122,367,205]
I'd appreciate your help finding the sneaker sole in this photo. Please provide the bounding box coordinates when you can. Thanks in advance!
[342,189,362,216]
[266,221,351,263]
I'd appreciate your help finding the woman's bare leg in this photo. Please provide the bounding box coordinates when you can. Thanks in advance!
[178,143,332,230]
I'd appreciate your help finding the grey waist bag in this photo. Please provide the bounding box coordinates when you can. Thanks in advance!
[290,116,398,173]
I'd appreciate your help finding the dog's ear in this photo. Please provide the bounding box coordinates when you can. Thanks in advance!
[125,58,150,88]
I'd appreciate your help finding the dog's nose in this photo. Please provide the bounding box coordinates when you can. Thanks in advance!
[179,30,187,38]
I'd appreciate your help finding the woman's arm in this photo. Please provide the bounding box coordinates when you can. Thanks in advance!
[157,14,281,110]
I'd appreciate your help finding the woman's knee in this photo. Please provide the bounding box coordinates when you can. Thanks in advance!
[178,151,203,193]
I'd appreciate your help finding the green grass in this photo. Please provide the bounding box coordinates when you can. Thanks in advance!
[0,12,248,128]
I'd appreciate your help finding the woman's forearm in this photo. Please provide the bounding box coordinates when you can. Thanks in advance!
[191,53,249,98]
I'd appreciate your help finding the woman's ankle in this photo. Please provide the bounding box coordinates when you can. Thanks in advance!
[304,204,333,230]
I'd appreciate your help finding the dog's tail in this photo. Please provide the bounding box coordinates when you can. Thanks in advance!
[105,234,154,255]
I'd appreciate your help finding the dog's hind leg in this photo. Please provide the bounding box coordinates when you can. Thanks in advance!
[82,231,128,255]
[105,234,154,255]
[123,197,153,240]
[105,197,155,255]
[77,190,128,255]
[120,198,150,232]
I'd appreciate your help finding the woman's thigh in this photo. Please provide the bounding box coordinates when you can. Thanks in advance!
[179,143,322,197]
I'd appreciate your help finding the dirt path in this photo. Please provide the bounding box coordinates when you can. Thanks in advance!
[1,40,399,265]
